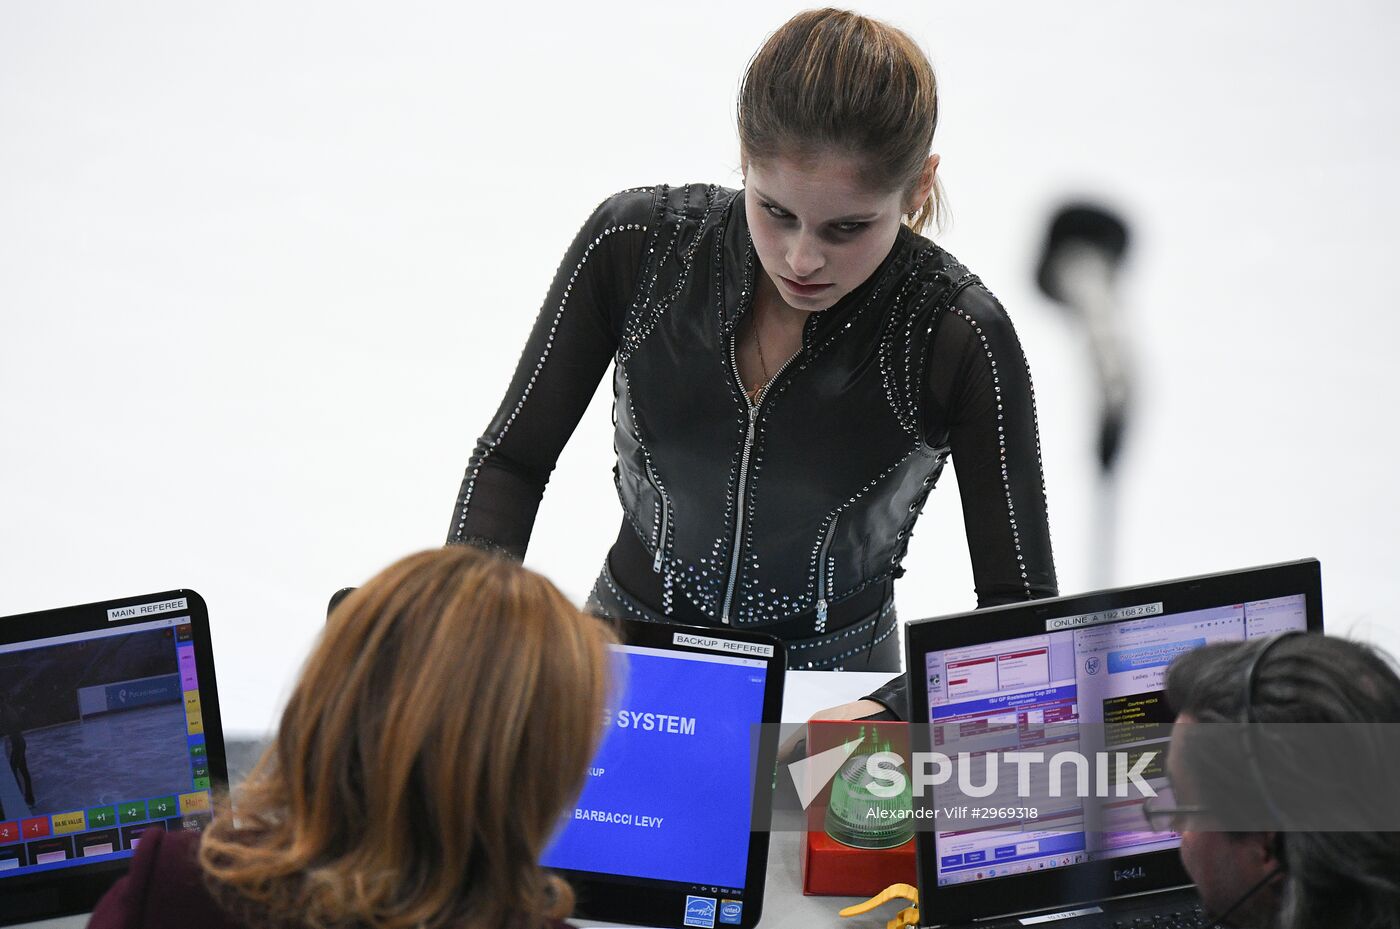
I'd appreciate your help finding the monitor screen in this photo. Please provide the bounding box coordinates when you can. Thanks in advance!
[922,592,1310,888]
[0,608,217,881]
[542,634,774,926]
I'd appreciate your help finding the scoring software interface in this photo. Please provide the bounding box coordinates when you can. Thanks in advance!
[0,616,213,878]
[923,595,1307,886]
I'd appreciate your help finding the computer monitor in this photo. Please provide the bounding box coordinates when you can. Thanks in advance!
[542,619,785,929]
[0,590,227,926]
[904,559,1321,926]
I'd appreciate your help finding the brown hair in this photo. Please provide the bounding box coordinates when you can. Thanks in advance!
[199,546,614,929]
[738,8,946,235]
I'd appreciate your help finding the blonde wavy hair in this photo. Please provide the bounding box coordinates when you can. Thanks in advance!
[199,546,614,929]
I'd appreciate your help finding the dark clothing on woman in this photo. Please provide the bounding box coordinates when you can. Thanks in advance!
[87,828,243,929]
[448,184,1057,718]
[88,828,575,929]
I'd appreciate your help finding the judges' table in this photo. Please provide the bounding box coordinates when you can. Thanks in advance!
[20,671,897,929]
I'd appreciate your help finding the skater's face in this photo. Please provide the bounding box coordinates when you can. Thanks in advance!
[742,150,935,314]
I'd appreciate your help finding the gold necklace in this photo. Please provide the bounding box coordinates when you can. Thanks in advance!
[749,301,772,402]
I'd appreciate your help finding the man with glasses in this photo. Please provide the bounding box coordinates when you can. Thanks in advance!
[1142,634,1400,928]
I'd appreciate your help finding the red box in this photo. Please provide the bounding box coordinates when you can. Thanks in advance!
[22,817,51,839]
[799,719,919,897]
[0,821,17,844]
[802,828,917,897]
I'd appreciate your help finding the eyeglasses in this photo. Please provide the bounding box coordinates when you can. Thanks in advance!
[1140,784,1209,833]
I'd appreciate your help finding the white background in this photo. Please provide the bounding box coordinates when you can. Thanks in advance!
[3,1,1397,734]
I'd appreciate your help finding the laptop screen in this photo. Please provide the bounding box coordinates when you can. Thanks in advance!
[904,560,1322,925]
[0,590,226,921]
[925,592,1309,887]
[542,623,784,929]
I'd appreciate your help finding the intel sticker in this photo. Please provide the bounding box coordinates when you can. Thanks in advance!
[684,895,717,928]
[719,900,743,925]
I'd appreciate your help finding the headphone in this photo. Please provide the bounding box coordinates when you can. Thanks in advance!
[1240,630,1306,834]
[1201,631,1303,928]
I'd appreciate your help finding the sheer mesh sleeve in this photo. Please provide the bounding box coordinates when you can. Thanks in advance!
[928,283,1058,605]
[445,189,654,559]
[863,283,1058,721]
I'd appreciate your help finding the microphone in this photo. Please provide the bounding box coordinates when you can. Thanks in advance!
[1035,205,1132,473]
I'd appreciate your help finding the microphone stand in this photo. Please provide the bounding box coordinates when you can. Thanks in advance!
[1036,206,1132,590]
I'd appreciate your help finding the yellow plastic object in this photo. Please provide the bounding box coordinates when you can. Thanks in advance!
[838,883,920,929]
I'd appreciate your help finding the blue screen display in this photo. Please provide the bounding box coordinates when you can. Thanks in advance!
[541,645,768,888]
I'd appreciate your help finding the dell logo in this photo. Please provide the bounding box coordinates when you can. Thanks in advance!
[1114,867,1146,881]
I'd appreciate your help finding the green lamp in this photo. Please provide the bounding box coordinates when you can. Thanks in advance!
[824,726,915,849]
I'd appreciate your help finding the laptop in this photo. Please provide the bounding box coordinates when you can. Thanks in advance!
[542,619,785,929]
[904,559,1322,927]
[0,590,228,927]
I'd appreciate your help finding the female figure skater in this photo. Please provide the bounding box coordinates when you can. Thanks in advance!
[447,9,1056,719]
[89,546,613,929]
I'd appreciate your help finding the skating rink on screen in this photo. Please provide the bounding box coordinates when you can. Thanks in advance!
[541,648,767,889]
[0,703,191,817]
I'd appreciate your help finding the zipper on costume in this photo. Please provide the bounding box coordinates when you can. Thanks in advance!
[816,515,839,626]
[721,329,800,625]
[644,458,669,573]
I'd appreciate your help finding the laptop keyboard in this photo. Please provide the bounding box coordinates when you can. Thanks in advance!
[1092,903,1208,928]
